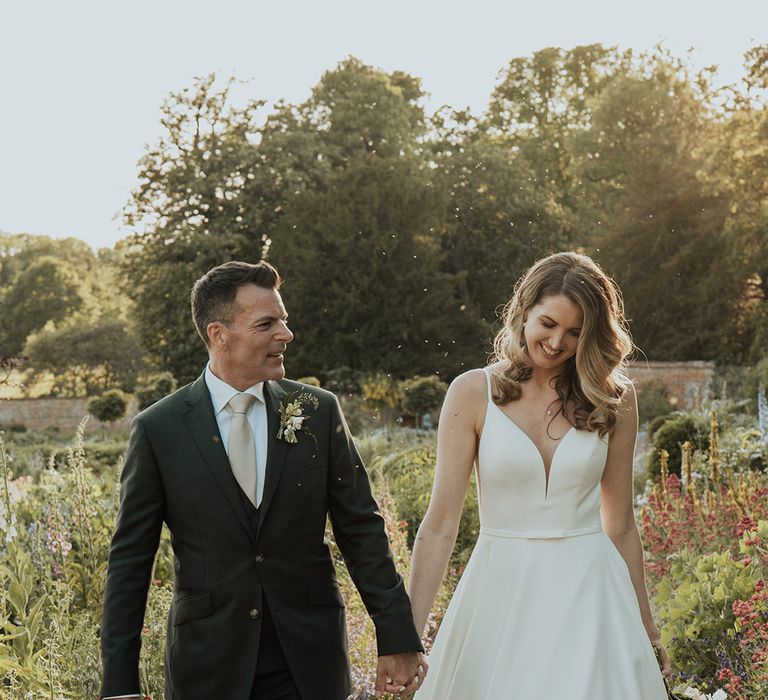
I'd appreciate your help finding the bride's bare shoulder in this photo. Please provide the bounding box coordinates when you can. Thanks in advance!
[446,367,491,407]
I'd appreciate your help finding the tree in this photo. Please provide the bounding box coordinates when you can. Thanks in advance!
[24,320,144,396]
[268,60,485,378]
[696,45,768,362]
[0,233,94,288]
[487,44,630,218]
[569,55,746,362]
[123,60,479,382]
[429,112,570,328]
[121,74,275,383]
[87,390,128,426]
[401,375,448,426]
[0,256,86,356]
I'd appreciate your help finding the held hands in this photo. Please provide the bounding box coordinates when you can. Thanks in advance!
[374,651,428,697]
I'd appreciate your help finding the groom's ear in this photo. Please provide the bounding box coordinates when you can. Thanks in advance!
[207,321,226,347]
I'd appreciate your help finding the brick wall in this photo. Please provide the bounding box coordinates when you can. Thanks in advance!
[0,397,136,434]
[0,361,715,433]
[628,360,715,411]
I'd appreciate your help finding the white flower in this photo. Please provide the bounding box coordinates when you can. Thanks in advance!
[683,687,728,700]
[277,391,318,445]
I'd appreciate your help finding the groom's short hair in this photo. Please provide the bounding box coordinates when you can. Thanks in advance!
[191,260,282,345]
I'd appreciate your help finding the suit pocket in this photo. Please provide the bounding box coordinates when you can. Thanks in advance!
[173,590,214,626]
[307,579,345,607]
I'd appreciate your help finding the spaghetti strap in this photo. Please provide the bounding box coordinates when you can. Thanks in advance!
[482,367,493,403]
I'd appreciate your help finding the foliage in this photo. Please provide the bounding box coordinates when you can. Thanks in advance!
[432,126,568,327]
[324,367,363,396]
[647,413,672,439]
[0,256,86,357]
[296,376,321,387]
[0,425,136,698]
[367,434,480,569]
[0,236,136,393]
[87,390,129,425]
[24,319,144,396]
[637,379,673,426]
[400,375,448,425]
[135,372,178,411]
[647,415,709,477]
[641,460,768,697]
[0,423,453,699]
[116,46,768,382]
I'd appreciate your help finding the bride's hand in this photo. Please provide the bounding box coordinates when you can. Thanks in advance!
[651,639,673,678]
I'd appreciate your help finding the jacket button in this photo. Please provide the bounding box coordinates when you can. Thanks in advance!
[254,553,265,563]
[249,608,261,620]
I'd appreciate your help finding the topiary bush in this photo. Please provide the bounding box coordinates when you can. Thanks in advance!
[400,375,448,428]
[135,372,177,411]
[647,414,709,478]
[87,390,128,426]
[647,413,673,439]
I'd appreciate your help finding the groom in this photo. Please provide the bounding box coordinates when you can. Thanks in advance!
[100,260,425,700]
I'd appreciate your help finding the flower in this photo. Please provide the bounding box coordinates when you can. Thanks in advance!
[682,687,728,700]
[277,391,319,445]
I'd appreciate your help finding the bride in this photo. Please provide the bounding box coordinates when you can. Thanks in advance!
[409,251,672,698]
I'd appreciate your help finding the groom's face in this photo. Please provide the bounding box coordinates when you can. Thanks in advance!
[214,283,294,385]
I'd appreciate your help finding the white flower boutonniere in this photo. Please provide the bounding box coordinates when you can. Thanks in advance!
[277,391,319,446]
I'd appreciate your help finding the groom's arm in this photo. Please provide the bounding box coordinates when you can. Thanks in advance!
[324,395,422,656]
[100,417,165,698]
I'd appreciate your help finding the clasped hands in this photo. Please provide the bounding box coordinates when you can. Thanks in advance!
[374,651,428,697]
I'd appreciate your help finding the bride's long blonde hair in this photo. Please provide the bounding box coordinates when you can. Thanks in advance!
[490,251,634,436]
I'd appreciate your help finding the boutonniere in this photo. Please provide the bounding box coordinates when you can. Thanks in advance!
[277,391,319,446]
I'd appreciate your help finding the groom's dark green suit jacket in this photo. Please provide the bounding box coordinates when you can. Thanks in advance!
[100,372,421,700]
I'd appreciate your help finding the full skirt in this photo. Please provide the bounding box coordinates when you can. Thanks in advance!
[415,531,668,699]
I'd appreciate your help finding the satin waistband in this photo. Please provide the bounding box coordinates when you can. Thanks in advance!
[479,524,603,540]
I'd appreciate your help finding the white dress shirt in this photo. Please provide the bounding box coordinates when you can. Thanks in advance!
[103,365,267,699]
[204,364,268,505]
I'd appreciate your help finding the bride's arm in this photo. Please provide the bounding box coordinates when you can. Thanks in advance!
[600,382,672,676]
[408,370,484,638]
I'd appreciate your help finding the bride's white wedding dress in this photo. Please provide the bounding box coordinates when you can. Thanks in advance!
[415,368,668,699]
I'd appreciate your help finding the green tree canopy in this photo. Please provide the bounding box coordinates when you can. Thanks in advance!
[24,319,144,396]
[87,389,128,425]
[1,256,86,356]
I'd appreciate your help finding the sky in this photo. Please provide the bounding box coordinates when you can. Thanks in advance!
[0,0,765,250]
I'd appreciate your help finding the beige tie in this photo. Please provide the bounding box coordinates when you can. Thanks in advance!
[226,393,258,506]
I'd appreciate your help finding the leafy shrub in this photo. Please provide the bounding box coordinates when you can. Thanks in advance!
[0,422,27,433]
[87,389,128,425]
[718,425,766,472]
[369,440,479,568]
[647,414,709,477]
[655,548,758,684]
[324,366,363,395]
[637,379,672,425]
[647,413,671,438]
[400,375,448,427]
[135,371,177,411]
[0,424,438,699]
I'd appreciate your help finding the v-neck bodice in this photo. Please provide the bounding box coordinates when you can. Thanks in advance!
[477,367,609,538]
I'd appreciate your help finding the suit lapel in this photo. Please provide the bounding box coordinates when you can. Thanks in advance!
[182,372,256,545]
[257,380,291,536]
